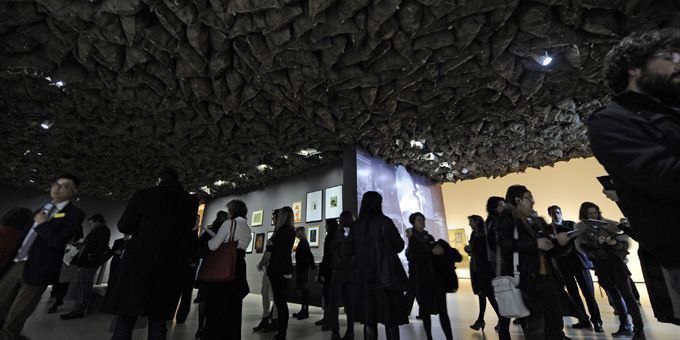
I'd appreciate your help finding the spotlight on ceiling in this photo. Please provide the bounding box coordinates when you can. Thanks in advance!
[461,168,469,174]
[189,191,196,195]
[256,164,272,172]
[213,180,227,186]
[199,186,212,195]
[44,76,52,82]
[54,81,65,88]
[28,179,35,184]
[296,148,321,157]
[421,153,437,161]
[533,51,553,66]
[439,162,452,169]
[40,120,53,130]
[409,139,425,149]
[24,150,31,156]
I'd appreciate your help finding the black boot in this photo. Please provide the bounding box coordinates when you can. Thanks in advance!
[262,319,278,333]
[253,317,270,332]
[296,306,309,320]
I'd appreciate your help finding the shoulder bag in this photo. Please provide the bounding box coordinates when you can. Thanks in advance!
[376,219,408,292]
[197,220,238,282]
[491,224,530,318]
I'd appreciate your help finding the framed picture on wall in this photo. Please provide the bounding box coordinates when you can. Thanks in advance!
[271,209,277,225]
[267,231,274,241]
[246,233,254,253]
[307,225,320,247]
[292,201,303,223]
[251,210,264,227]
[324,185,343,219]
[293,236,300,252]
[305,190,323,222]
[254,233,265,253]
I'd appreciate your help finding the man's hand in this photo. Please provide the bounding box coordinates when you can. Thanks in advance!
[34,211,48,224]
[537,238,554,251]
[555,232,570,246]
[603,189,619,202]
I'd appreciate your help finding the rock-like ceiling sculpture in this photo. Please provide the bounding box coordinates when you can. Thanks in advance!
[1,0,678,199]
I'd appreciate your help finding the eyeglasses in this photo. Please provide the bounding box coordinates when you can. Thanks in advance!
[653,51,680,64]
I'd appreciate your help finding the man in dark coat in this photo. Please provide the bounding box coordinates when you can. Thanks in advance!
[588,28,680,326]
[547,206,602,332]
[61,214,111,320]
[103,168,198,340]
[0,174,85,340]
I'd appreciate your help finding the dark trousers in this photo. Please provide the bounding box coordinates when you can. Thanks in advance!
[74,267,99,314]
[51,281,70,302]
[421,295,453,340]
[175,266,197,323]
[522,276,565,340]
[110,315,166,340]
[564,268,602,324]
[204,282,243,340]
[363,324,400,340]
[328,278,354,335]
[270,275,290,340]
[598,267,643,329]
[321,282,331,320]
[0,262,47,340]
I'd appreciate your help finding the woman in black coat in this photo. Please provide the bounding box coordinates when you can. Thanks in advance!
[262,206,296,340]
[292,226,316,320]
[466,215,502,332]
[406,212,453,340]
[345,191,407,340]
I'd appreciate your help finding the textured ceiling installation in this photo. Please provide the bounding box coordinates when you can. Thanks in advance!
[1,0,679,199]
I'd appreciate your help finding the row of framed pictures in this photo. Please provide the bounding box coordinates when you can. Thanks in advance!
[246,225,321,253]
[249,185,343,226]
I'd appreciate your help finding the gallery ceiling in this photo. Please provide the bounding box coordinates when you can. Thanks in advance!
[1,0,678,199]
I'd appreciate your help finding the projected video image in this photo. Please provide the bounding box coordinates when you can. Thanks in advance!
[356,149,448,242]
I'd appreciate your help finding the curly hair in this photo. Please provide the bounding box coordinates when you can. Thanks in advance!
[603,28,680,93]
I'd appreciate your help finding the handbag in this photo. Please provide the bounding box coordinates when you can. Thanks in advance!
[492,224,531,318]
[197,221,238,282]
[376,219,408,292]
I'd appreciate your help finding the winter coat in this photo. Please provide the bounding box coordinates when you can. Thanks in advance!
[102,180,198,318]
[468,229,494,296]
[588,91,680,268]
[346,215,408,326]
[407,229,445,315]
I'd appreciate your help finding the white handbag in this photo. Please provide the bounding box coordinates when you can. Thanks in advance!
[492,225,531,318]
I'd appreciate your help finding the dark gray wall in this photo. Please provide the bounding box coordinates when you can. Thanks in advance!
[202,161,343,294]
[0,183,128,283]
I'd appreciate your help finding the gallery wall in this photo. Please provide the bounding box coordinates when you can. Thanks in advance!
[441,156,644,282]
[202,161,343,294]
[0,183,128,283]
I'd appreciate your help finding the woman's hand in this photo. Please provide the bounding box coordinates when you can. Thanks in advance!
[432,244,444,255]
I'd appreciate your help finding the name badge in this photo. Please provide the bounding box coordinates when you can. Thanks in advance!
[53,213,65,218]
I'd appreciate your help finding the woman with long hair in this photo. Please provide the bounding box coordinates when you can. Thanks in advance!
[346,191,407,340]
[203,200,252,340]
[575,202,644,338]
[466,215,502,332]
[407,212,453,340]
[262,206,296,340]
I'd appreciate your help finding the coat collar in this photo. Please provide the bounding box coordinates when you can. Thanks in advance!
[613,91,680,118]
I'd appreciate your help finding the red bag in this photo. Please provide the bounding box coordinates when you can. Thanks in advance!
[197,221,238,282]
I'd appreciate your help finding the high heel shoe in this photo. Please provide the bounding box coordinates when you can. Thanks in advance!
[470,320,486,331]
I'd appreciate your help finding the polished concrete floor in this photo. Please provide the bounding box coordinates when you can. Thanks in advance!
[22,280,677,340]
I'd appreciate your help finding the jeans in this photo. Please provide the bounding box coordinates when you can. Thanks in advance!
[563,268,602,324]
[74,267,99,314]
[110,315,166,340]
[328,278,354,335]
[270,275,290,339]
[598,266,643,329]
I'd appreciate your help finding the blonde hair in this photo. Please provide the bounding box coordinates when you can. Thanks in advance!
[276,206,295,230]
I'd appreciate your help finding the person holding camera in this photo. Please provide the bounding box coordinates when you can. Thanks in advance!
[575,202,644,339]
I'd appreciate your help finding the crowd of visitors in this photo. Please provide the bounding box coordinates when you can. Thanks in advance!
[1,28,680,340]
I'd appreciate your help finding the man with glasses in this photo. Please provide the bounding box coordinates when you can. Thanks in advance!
[588,28,680,329]
[0,174,85,340]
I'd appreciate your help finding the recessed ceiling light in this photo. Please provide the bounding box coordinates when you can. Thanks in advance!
[533,51,553,66]
[409,139,425,149]
[296,148,321,157]
[40,120,53,130]
[256,164,272,171]
[462,168,469,174]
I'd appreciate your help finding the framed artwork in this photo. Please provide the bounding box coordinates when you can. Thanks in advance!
[293,236,300,252]
[266,231,274,252]
[254,233,265,253]
[307,225,320,247]
[271,209,277,225]
[292,201,303,223]
[448,228,469,269]
[251,210,264,227]
[246,233,254,253]
[324,185,343,219]
[305,190,323,222]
